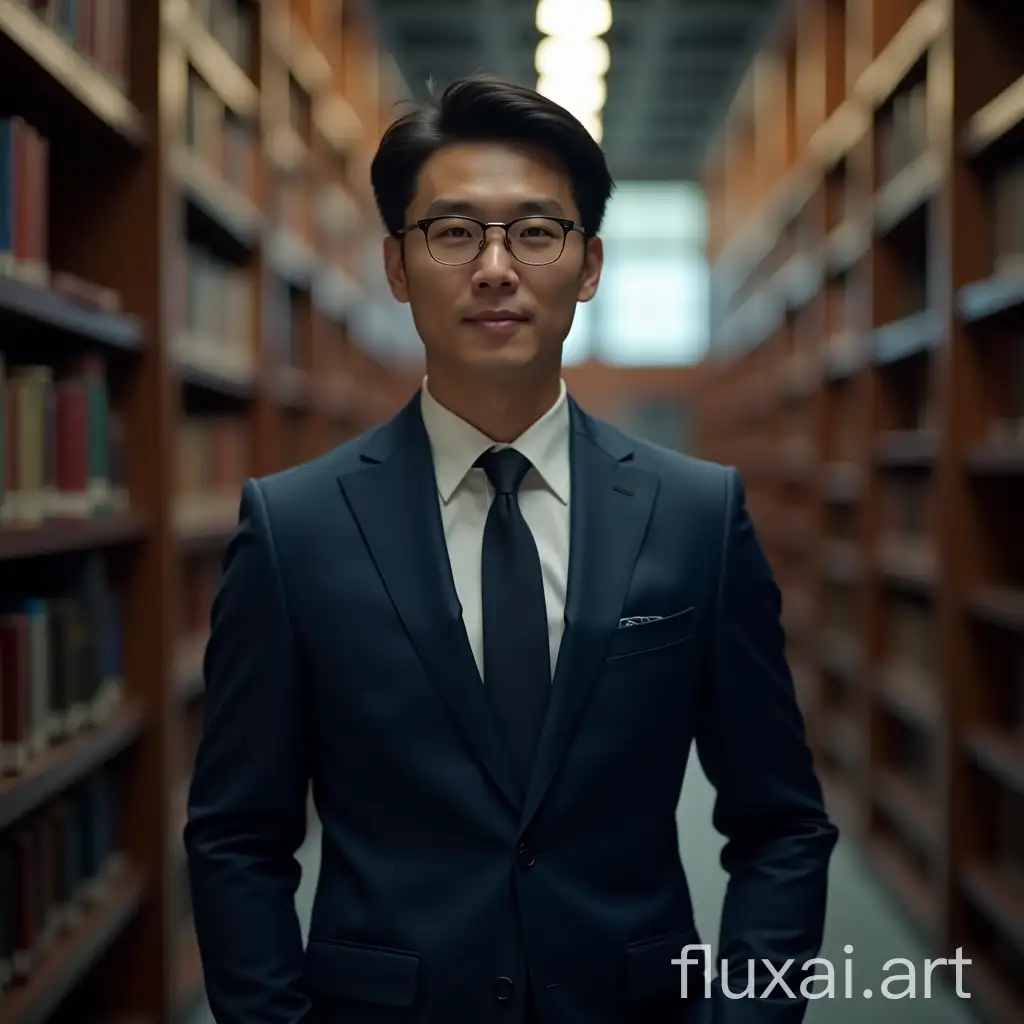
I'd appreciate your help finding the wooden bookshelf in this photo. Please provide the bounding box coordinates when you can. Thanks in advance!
[0,0,417,1018]
[698,0,1024,1019]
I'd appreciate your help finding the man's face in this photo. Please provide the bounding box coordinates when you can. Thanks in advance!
[383,140,603,381]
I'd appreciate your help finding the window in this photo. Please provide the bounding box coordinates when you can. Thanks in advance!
[572,182,709,366]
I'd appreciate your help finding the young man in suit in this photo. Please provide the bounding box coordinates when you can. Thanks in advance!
[185,76,838,1024]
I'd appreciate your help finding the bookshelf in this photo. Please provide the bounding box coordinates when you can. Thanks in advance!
[697,0,1024,1019]
[0,0,416,1020]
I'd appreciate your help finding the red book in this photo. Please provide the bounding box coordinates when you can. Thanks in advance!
[55,381,89,517]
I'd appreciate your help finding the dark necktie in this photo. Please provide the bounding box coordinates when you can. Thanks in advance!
[476,448,551,794]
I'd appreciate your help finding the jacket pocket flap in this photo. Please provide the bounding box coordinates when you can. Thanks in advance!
[606,607,695,661]
[304,937,419,1007]
[626,926,703,1000]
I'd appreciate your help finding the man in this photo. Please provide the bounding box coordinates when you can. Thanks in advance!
[185,76,838,1024]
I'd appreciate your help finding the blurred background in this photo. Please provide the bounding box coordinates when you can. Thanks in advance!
[0,0,1021,1021]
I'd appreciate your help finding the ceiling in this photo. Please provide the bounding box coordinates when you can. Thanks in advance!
[360,0,783,182]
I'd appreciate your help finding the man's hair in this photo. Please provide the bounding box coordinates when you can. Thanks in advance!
[370,74,615,238]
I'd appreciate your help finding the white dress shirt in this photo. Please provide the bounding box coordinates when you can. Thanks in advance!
[419,377,571,680]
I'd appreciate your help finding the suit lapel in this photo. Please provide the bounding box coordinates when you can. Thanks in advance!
[337,394,521,811]
[519,402,658,833]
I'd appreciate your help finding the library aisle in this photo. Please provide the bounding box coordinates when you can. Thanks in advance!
[183,760,976,1024]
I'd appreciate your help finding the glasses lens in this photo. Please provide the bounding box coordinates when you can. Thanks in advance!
[425,218,485,265]
[508,218,566,265]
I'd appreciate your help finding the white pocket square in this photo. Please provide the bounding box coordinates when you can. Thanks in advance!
[617,615,664,628]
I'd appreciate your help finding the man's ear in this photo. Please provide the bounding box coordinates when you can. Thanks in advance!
[383,235,410,304]
[576,235,603,303]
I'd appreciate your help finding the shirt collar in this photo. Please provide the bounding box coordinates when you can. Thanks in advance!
[419,376,570,505]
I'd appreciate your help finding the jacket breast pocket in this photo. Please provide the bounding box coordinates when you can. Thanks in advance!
[605,607,695,661]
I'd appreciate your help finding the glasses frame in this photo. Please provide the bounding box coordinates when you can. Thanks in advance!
[396,214,587,266]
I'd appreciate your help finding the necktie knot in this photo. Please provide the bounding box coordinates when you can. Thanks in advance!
[476,448,532,496]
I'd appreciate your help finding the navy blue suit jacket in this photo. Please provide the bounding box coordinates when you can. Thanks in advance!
[184,391,838,1024]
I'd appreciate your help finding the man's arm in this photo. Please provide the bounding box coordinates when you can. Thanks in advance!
[694,468,839,1023]
[184,478,312,1024]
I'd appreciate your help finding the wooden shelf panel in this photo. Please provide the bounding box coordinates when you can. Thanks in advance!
[958,269,1024,323]
[872,310,944,366]
[875,429,941,467]
[0,274,144,350]
[853,0,947,110]
[877,540,939,594]
[0,702,143,831]
[966,441,1024,476]
[965,728,1024,795]
[964,73,1024,156]
[876,666,942,735]
[967,585,1024,633]
[0,0,144,146]
[819,628,863,680]
[0,867,145,1024]
[0,512,147,563]
[874,150,943,235]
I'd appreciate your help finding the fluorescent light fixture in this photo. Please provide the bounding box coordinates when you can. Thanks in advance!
[536,74,607,117]
[535,0,612,37]
[535,35,610,78]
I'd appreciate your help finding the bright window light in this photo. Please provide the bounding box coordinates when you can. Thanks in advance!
[535,0,612,37]
[535,74,606,117]
[534,36,610,78]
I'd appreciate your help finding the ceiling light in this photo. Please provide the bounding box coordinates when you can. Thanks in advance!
[536,74,607,117]
[535,0,612,37]
[535,36,610,78]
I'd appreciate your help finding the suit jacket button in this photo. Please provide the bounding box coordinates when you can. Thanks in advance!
[494,976,515,1001]
[517,843,536,867]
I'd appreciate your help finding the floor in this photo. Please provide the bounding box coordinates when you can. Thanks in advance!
[187,752,977,1024]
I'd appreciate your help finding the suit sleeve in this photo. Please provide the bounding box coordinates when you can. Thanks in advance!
[694,468,839,1024]
[184,478,313,1024]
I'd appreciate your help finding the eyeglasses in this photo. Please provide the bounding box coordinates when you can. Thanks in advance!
[396,215,586,266]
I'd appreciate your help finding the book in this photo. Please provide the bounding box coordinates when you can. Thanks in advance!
[0,767,123,992]
[0,358,128,527]
[0,555,124,775]
[0,116,49,287]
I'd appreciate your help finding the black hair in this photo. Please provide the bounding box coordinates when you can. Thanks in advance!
[370,74,615,238]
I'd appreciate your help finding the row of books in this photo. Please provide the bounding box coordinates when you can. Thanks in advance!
[190,0,255,80]
[992,159,1024,277]
[0,556,123,774]
[877,80,929,186]
[185,69,257,203]
[0,769,121,992]
[0,355,128,527]
[176,414,249,522]
[16,0,128,89]
[0,117,48,288]
[175,247,254,381]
